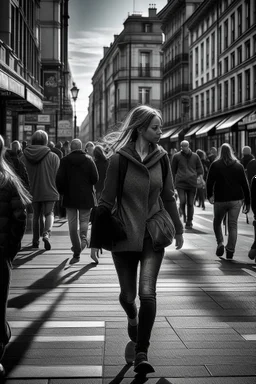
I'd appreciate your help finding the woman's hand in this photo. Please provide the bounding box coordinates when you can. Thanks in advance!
[90,248,100,264]
[175,234,184,249]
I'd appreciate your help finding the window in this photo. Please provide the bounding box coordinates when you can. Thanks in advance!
[254,35,256,55]
[224,80,229,108]
[211,87,215,113]
[245,40,251,60]
[231,13,235,43]
[224,57,229,73]
[231,52,235,69]
[237,73,242,103]
[195,47,199,76]
[113,53,120,74]
[144,23,152,33]
[139,87,150,104]
[140,52,150,76]
[200,93,204,117]
[218,61,222,76]
[201,42,204,72]
[231,77,235,105]
[245,69,251,100]
[238,5,243,36]
[206,90,210,115]
[211,32,215,64]
[195,80,198,88]
[224,19,228,49]
[237,46,242,65]
[195,95,199,119]
[218,83,222,110]
[253,65,256,98]
[206,37,209,68]
[212,68,215,78]
[245,0,251,29]
[218,25,222,53]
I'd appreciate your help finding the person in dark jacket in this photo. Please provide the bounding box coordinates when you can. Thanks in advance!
[171,140,204,229]
[5,141,30,191]
[21,130,60,250]
[93,145,109,201]
[48,141,63,160]
[93,105,184,374]
[206,143,250,260]
[0,135,31,377]
[56,139,99,264]
[248,176,256,261]
[240,146,254,170]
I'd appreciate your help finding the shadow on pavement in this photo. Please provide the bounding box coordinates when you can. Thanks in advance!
[3,289,68,377]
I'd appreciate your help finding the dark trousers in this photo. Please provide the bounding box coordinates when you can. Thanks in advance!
[176,187,197,223]
[0,256,11,348]
[112,236,164,354]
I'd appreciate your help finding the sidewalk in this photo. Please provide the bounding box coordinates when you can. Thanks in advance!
[2,203,256,383]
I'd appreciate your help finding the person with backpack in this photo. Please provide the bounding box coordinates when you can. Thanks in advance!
[206,143,250,260]
[0,135,31,376]
[91,105,184,374]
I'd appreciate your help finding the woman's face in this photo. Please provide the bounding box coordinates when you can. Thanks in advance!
[141,116,162,144]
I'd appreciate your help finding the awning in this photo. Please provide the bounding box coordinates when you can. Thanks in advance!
[216,109,255,131]
[184,124,203,138]
[196,117,224,137]
[170,127,183,141]
[160,127,178,139]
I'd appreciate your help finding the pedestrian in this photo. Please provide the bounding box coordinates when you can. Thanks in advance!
[0,135,31,377]
[56,139,99,264]
[93,144,109,201]
[195,149,209,210]
[85,141,95,157]
[21,130,60,250]
[240,146,254,170]
[62,140,70,156]
[206,143,250,260]
[48,141,63,160]
[171,140,204,228]
[91,105,184,374]
[5,141,30,191]
[207,146,218,164]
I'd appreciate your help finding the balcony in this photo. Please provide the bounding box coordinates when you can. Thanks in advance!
[163,84,191,100]
[163,53,189,75]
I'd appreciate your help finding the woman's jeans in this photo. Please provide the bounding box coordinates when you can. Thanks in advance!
[176,187,197,223]
[112,236,164,354]
[213,200,243,252]
[32,201,55,246]
[66,208,91,255]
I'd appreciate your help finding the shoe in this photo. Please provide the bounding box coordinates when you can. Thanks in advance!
[125,341,136,364]
[134,352,155,374]
[42,235,51,250]
[69,254,80,264]
[248,247,256,260]
[128,322,138,343]
[216,244,224,257]
[226,249,234,260]
[185,221,193,229]
[202,206,205,210]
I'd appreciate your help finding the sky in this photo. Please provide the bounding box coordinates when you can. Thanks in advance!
[68,0,168,126]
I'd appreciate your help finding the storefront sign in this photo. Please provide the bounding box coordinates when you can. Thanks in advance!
[38,115,50,123]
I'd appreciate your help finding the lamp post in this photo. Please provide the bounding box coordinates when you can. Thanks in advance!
[70,82,79,138]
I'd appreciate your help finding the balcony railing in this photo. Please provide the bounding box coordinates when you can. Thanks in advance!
[163,84,191,100]
[163,53,189,75]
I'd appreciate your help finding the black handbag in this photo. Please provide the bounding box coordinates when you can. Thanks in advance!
[146,205,176,251]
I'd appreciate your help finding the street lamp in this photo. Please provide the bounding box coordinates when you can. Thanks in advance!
[70,82,79,138]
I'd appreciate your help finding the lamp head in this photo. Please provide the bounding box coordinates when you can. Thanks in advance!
[70,82,79,101]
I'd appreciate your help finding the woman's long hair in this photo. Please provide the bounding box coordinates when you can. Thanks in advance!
[217,143,238,166]
[0,135,31,206]
[93,145,107,162]
[100,105,163,158]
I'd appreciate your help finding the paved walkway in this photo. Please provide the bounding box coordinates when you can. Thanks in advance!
[2,203,256,383]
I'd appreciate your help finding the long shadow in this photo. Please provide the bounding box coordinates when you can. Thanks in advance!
[8,259,96,309]
[2,289,69,378]
[13,249,46,267]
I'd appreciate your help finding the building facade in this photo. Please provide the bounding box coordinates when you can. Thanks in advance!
[157,0,203,152]
[186,0,256,156]
[89,6,163,141]
[0,0,43,146]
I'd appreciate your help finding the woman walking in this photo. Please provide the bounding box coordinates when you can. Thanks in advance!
[206,143,250,259]
[0,135,31,376]
[92,105,184,374]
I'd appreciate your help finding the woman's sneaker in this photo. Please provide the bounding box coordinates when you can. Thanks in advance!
[216,244,224,257]
[134,352,155,374]
[226,249,234,260]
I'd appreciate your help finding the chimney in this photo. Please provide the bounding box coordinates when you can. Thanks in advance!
[148,3,157,17]
[103,47,109,56]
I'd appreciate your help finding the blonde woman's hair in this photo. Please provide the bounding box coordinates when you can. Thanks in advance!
[100,105,163,158]
[0,135,31,206]
[217,143,238,166]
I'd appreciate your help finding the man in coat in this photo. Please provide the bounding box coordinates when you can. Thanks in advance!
[56,139,99,263]
[171,140,204,229]
[21,130,60,250]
